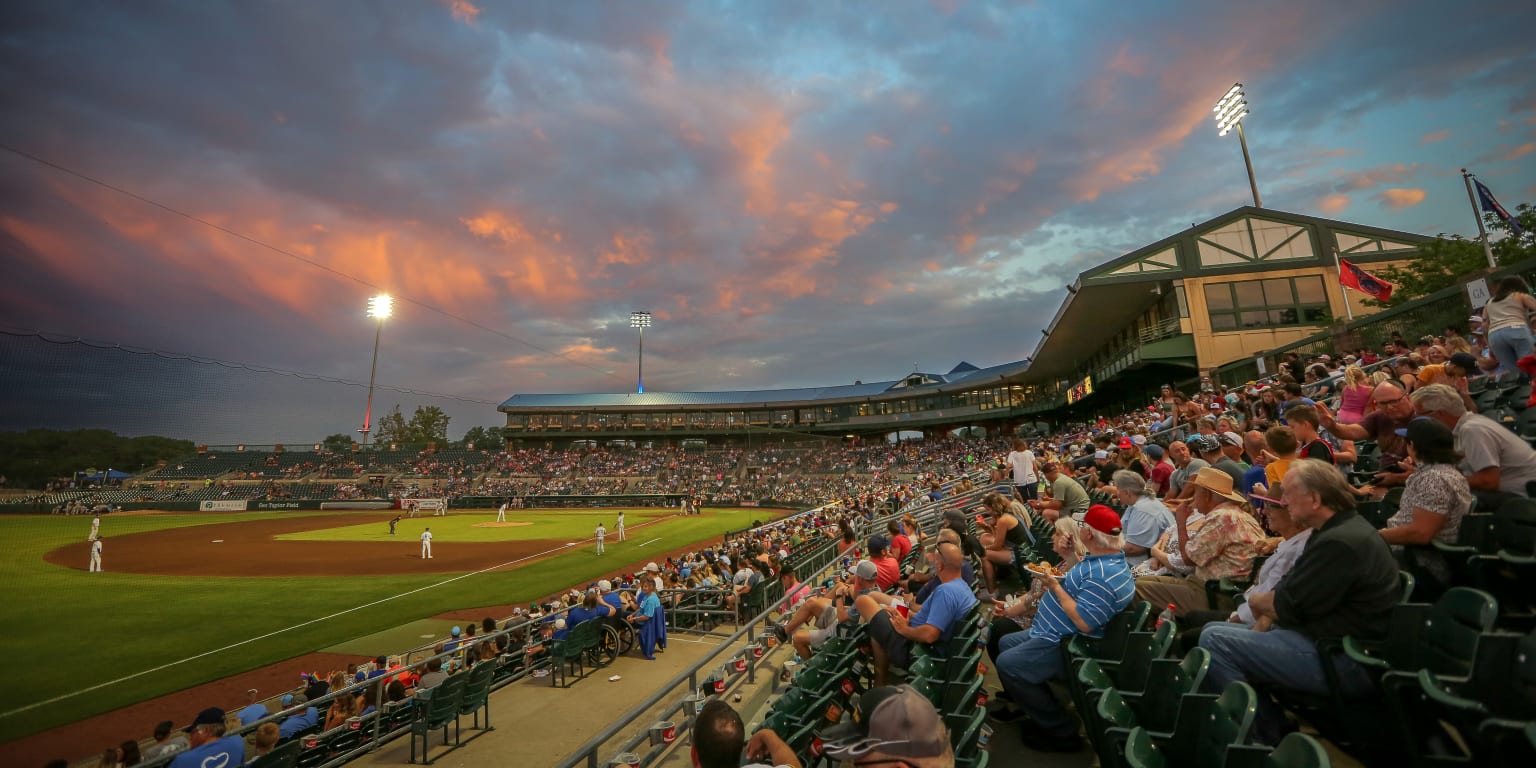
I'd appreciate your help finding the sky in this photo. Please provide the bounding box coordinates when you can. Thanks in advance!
[1,0,1533,445]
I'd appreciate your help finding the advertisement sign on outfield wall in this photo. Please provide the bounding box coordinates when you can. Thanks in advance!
[199,500,249,512]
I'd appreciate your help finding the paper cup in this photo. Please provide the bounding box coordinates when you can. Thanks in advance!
[609,753,641,768]
[648,720,677,746]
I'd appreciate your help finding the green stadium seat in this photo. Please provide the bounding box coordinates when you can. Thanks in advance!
[1222,732,1333,768]
[409,672,466,764]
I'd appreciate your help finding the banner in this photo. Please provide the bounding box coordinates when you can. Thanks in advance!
[252,500,317,510]
[199,500,248,512]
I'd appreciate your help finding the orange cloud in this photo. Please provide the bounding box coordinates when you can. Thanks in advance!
[441,0,480,24]
[1317,193,1351,214]
[1375,188,1426,209]
[865,134,894,150]
[461,210,588,303]
[1502,142,1536,160]
[1421,129,1450,144]
[729,109,791,215]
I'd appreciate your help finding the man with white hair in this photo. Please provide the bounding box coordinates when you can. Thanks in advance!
[1110,471,1173,568]
[991,504,1134,753]
[168,708,244,768]
[1412,383,1536,500]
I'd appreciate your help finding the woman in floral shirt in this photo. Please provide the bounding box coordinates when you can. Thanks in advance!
[1380,418,1471,595]
[1136,466,1266,615]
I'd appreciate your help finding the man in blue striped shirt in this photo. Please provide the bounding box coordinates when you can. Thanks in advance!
[992,505,1135,753]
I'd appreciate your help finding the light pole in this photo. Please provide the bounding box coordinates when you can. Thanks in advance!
[630,311,652,394]
[1214,82,1262,208]
[360,294,393,448]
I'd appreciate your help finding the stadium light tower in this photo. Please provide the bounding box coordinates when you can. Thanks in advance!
[630,311,652,394]
[1213,82,1263,208]
[359,294,393,448]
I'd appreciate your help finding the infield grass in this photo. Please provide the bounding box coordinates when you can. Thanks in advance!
[0,507,767,744]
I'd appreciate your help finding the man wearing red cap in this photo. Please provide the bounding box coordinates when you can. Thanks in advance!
[991,504,1134,752]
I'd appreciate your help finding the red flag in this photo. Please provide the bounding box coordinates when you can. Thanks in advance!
[1338,259,1394,302]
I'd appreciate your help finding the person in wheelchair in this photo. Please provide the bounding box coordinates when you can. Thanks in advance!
[567,589,613,628]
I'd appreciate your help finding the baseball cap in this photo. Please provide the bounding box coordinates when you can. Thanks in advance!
[554,618,567,630]
[1117,436,1133,450]
[1143,444,1165,460]
[1084,505,1123,536]
[598,579,612,592]
[1131,434,1146,445]
[822,686,950,760]
[867,534,889,554]
[192,707,226,726]
[1188,435,1219,454]
[1093,450,1109,460]
[1448,352,1478,372]
[1219,431,1243,447]
[451,626,461,637]
[280,693,307,707]
[644,561,660,573]
[849,559,879,580]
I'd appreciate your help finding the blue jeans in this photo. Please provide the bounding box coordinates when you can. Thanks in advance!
[1199,623,1373,743]
[1489,326,1535,378]
[995,632,1074,736]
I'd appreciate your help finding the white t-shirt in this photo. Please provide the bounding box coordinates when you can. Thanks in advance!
[1007,450,1038,484]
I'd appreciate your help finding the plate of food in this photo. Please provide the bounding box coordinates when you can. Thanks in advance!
[1025,562,1064,577]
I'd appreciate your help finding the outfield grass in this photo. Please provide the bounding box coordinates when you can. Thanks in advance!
[0,507,763,743]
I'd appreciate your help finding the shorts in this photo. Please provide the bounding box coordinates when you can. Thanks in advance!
[1016,483,1039,501]
[866,609,913,669]
[814,603,839,630]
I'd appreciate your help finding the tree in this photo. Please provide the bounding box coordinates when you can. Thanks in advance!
[1369,202,1536,308]
[407,406,451,445]
[373,405,410,446]
[0,429,195,489]
[321,433,356,452]
[459,425,503,450]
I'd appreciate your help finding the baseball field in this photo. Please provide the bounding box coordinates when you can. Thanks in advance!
[0,505,774,745]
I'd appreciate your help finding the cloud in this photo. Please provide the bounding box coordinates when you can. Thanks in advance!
[1502,142,1536,161]
[442,0,481,24]
[1317,193,1352,214]
[1375,188,1427,209]
[1421,129,1450,144]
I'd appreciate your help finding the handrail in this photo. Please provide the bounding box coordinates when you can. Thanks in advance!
[555,536,849,768]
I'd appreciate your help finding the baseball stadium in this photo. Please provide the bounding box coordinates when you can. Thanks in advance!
[5,5,1536,768]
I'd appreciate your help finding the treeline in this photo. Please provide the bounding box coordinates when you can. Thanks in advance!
[0,429,195,490]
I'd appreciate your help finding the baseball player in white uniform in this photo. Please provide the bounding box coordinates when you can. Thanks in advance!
[89,537,104,572]
[615,511,626,541]
[420,528,433,559]
[89,514,100,541]
[496,501,508,523]
[594,523,606,555]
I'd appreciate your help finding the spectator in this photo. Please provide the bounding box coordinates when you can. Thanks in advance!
[1162,441,1210,503]
[1417,352,1480,411]
[821,685,953,768]
[276,693,318,739]
[416,657,448,689]
[631,575,666,660]
[988,517,1087,664]
[323,685,358,731]
[1191,434,1243,490]
[1145,444,1173,497]
[1335,365,1374,425]
[1380,417,1473,594]
[169,708,244,768]
[141,720,189,762]
[1412,383,1536,502]
[235,688,266,726]
[1317,382,1416,487]
[1218,431,1249,468]
[778,565,808,611]
[864,535,902,590]
[1006,437,1041,500]
[854,542,976,685]
[1137,468,1265,615]
[567,590,613,628]
[691,697,801,768]
[886,519,913,563]
[1029,462,1090,522]
[977,492,1030,593]
[119,740,141,767]
[1483,276,1536,377]
[775,560,881,660]
[1110,470,1174,568]
[247,723,280,765]
[1199,460,1400,745]
[1285,405,1335,465]
[991,505,1134,752]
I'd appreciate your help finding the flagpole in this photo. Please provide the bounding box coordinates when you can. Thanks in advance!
[1331,246,1355,321]
[1461,168,1497,270]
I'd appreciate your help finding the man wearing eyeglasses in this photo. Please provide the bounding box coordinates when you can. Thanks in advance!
[1314,382,1416,486]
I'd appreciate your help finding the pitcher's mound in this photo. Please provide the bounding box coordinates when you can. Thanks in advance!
[473,521,534,528]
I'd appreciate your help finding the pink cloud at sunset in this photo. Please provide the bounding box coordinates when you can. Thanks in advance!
[1375,188,1427,209]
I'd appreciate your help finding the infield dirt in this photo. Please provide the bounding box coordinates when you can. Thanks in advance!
[42,513,570,576]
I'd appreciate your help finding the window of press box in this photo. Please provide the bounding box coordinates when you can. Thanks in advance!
[1204,276,1329,331]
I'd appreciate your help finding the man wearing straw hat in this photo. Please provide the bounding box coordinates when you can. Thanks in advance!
[1135,467,1265,615]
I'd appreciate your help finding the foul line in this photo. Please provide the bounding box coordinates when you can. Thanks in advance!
[635,538,662,548]
[0,541,577,720]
